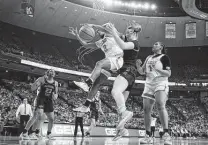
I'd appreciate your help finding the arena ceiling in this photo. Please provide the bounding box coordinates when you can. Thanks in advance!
[0,0,208,47]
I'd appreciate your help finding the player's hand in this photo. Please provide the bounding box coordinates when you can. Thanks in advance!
[52,93,58,100]
[136,59,142,66]
[103,23,118,35]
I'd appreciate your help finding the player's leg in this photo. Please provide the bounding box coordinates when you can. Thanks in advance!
[73,72,109,112]
[111,75,133,130]
[45,112,55,139]
[79,118,84,137]
[74,58,111,92]
[30,113,45,139]
[74,117,79,138]
[85,118,96,137]
[140,98,154,144]
[20,108,43,140]
[123,91,130,103]
[29,119,40,140]
[155,89,171,145]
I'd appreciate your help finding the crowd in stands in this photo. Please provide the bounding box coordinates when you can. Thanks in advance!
[0,78,208,137]
[1,28,208,82]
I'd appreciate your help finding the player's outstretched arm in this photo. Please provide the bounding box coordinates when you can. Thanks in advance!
[136,59,146,75]
[31,76,44,91]
[104,23,134,50]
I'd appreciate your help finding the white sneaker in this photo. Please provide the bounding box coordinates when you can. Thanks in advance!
[29,133,38,140]
[73,81,90,92]
[73,105,90,113]
[117,110,133,130]
[47,134,55,140]
[162,132,172,145]
[112,128,128,141]
[140,134,153,144]
[19,132,30,140]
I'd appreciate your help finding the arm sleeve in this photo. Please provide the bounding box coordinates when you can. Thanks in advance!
[160,55,171,70]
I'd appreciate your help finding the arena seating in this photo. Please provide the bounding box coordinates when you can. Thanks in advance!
[0,79,208,136]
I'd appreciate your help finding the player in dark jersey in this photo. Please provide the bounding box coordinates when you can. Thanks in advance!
[104,21,141,140]
[20,69,58,140]
[85,91,104,137]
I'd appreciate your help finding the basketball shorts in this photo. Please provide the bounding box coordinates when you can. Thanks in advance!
[35,97,54,113]
[151,126,156,132]
[90,109,99,121]
[108,56,123,71]
[119,65,137,91]
[142,82,169,101]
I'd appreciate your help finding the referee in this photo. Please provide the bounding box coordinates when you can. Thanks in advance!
[16,98,33,134]
[74,106,85,138]
[150,116,157,138]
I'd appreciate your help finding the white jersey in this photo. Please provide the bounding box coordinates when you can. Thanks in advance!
[159,126,163,132]
[95,36,123,58]
[151,117,157,126]
[145,54,169,84]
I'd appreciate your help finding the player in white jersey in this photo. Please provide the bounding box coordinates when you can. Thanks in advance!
[136,42,172,145]
[69,23,124,112]
[70,23,123,93]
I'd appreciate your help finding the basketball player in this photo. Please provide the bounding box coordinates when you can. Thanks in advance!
[28,97,46,139]
[85,91,105,137]
[70,23,123,91]
[103,21,141,141]
[69,23,124,112]
[20,69,58,140]
[136,42,172,144]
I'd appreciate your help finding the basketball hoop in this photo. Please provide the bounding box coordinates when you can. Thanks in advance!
[92,0,105,15]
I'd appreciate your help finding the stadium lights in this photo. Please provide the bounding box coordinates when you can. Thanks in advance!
[101,0,157,10]
[151,4,157,10]
[143,3,150,10]
[105,0,113,6]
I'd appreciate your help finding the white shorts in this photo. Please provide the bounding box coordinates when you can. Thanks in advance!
[142,82,169,100]
[108,56,123,71]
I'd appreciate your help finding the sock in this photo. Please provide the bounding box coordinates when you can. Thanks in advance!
[47,131,51,135]
[23,129,28,134]
[84,99,92,107]
[35,129,40,134]
[164,129,169,133]
[146,131,151,137]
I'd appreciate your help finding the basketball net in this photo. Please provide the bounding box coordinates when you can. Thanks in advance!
[92,0,105,15]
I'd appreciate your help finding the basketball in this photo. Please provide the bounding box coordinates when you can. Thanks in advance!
[79,25,95,42]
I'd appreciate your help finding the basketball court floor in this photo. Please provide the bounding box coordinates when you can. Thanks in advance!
[0,136,208,145]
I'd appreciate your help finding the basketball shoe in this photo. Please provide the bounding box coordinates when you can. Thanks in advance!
[163,132,172,145]
[112,128,128,141]
[19,132,30,140]
[140,134,153,144]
